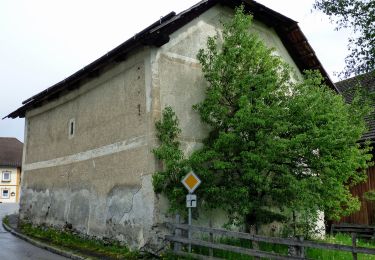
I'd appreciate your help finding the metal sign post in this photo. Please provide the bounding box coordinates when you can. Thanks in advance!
[188,196,192,253]
[181,172,201,253]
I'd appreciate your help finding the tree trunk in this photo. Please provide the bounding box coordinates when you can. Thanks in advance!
[246,213,260,259]
[293,210,297,237]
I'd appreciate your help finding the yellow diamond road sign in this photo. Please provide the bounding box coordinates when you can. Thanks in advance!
[182,171,201,193]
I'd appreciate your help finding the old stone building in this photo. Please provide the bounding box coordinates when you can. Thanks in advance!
[6,0,334,249]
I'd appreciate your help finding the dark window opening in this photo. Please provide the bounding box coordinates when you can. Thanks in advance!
[69,118,75,139]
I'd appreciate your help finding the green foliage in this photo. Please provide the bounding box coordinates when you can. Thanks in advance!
[364,190,375,202]
[313,0,375,76]
[152,7,372,233]
[190,6,294,227]
[191,7,372,227]
[2,216,9,226]
[152,107,188,214]
[19,222,139,259]
[307,233,375,260]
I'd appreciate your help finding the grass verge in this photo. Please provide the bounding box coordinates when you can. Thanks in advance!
[2,215,9,226]
[307,233,375,260]
[17,221,140,259]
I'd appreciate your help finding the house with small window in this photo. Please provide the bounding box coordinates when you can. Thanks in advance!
[0,138,23,203]
[5,0,336,250]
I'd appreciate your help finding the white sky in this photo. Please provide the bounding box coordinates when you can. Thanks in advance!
[0,0,352,142]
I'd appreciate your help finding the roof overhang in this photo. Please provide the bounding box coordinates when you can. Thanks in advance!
[5,0,336,119]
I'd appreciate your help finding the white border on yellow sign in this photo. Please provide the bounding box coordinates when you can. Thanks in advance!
[181,171,201,193]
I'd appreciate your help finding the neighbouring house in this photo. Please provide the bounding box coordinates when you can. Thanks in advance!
[5,0,335,250]
[336,71,375,226]
[0,137,23,203]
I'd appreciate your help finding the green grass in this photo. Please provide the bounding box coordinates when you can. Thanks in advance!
[165,233,375,260]
[307,233,375,260]
[2,216,9,226]
[18,222,140,259]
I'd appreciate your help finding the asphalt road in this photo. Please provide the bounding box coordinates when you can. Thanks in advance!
[0,203,69,260]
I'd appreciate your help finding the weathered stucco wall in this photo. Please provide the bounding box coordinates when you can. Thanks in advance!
[25,53,147,164]
[20,4,305,251]
[20,48,163,249]
[156,5,302,149]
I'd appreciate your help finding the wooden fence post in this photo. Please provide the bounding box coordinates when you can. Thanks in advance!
[352,232,358,260]
[250,225,260,260]
[174,214,181,253]
[297,236,305,258]
[288,236,296,257]
[288,236,305,258]
[209,219,213,258]
[330,224,335,237]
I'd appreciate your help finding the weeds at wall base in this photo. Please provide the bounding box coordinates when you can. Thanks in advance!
[17,220,142,259]
[2,216,9,226]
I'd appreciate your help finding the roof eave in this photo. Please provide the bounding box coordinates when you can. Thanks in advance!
[5,0,335,119]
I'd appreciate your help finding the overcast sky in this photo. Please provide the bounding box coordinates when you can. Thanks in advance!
[0,0,352,142]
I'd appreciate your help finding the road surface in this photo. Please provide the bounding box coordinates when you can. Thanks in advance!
[0,203,69,260]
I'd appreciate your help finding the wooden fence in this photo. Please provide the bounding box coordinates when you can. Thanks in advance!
[166,216,375,259]
[331,223,375,239]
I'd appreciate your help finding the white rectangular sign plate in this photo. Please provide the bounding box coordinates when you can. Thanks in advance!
[186,194,197,208]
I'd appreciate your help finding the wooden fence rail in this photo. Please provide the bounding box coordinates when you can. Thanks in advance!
[331,223,375,239]
[166,221,375,259]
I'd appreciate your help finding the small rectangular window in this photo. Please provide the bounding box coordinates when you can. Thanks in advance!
[2,189,9,198]
[69,118,75,139]
[2,171,11,182]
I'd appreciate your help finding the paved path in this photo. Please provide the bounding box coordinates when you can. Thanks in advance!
[0,203,69,260]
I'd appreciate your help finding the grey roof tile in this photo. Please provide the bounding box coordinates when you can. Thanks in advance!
[336,71,375,143]
[0,138,23,167]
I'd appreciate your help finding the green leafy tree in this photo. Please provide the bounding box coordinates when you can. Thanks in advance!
[313,0,375,77]
[152,107,188,214]
[153,7,372,234]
